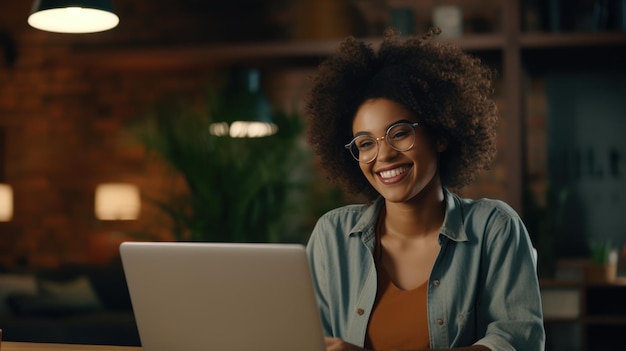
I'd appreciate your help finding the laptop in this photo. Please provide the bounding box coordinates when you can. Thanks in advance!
[119,241,325,351]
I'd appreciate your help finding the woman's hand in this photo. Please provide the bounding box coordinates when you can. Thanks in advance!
[324,337,368,351]
[323,337,491,351]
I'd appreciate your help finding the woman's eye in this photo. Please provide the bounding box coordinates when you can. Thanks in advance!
[358,139,375,149]
[390,129,410,140]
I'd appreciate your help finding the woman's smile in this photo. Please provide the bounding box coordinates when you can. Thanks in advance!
[352,98,442,203]
[377,165,412,184]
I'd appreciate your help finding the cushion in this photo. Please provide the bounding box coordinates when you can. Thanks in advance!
[9,275,103,317]
[0,274,38,317]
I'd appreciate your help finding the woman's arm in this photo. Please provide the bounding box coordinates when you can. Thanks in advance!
[474,214,545,351]
[324,337,491,351]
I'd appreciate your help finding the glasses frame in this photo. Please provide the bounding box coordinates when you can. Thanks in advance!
[345,122,420,163]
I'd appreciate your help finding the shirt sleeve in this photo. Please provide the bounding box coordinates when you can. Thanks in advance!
[474,214,546,351]
[306,217,333,337]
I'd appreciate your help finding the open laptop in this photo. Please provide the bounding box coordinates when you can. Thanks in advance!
[119,241,325,351]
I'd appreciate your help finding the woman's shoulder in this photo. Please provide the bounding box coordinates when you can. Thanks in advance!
[315,202,375,228]
[454,193,520,221]
[313,199,382,232]
[445,192,529,245]
[308,202,379,250]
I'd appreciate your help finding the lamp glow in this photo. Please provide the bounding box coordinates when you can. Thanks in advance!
[210,121,278,138]
[95,183,140,221]
[28,0,119,33]
[207,68,279,138]
[0,184,13,222]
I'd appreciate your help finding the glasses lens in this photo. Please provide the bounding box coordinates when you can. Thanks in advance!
[387,123,416,151]
[351,135,377,163]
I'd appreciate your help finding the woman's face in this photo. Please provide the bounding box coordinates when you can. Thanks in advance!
[352,98,444,204]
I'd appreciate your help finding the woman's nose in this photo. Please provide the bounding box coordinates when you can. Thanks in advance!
[376,139,398,161]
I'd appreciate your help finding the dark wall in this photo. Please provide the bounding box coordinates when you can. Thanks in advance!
[546,68,626,257]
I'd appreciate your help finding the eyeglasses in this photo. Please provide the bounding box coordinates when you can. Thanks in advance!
[345,122,420,163]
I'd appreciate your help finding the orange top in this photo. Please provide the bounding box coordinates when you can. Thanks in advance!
[365,228,430,349]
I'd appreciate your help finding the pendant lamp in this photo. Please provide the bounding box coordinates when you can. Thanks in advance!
[209,68,278,138]
[28,0,119,33]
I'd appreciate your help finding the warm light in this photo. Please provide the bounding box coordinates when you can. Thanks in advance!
[28,1,119,33]
[209,122,230,137]
[95,183,140,220]
[209,121,278,138]
[0,184,13,221]
[207,69,278,138]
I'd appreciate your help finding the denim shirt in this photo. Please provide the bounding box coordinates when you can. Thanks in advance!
[305,189,545,351]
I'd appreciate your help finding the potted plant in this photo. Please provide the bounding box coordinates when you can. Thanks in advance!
[127,71,318,243]
[586,240,618,284]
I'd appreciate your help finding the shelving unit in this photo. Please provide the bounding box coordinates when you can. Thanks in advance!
[541,278,626,351]
[66,1,624,215]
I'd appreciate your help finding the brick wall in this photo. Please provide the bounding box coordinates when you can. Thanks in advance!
[0,1,249,267]
[0,0,518,268]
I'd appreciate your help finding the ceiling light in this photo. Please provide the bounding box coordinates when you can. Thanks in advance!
[28,0,119,33]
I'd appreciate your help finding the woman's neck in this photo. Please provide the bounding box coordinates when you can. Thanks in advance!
[382,184,446,239]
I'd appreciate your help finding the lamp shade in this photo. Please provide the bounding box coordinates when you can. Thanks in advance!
[95,183,140,220]
[28,0,119,33]
[0,184,13,221]
[209,68,278,138]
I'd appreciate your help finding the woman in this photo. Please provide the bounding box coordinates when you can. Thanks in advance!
[304,28,545,351]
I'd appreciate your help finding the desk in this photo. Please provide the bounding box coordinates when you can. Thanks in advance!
[1,342,141,351]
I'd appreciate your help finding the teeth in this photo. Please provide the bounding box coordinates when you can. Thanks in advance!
[379,166,410,179]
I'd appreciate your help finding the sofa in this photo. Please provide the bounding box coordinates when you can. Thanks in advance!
[0,260,140,346]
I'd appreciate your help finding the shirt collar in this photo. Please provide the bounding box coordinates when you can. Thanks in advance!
[346,189,468,243]
[440,188,469,242]
[347,197,384,240]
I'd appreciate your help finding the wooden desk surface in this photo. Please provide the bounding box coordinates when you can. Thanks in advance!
[1,342,141,351]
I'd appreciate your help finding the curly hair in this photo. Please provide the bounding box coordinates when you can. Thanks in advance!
[305,28,498,201]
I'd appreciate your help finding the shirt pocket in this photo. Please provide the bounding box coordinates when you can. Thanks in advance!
[454,306,477,345]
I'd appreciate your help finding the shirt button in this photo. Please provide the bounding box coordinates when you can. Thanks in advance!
[357,308,365,316]
[437,319,444,325]
[433,279,440,286]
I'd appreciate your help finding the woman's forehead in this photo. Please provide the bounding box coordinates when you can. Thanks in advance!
[352,98,418,132]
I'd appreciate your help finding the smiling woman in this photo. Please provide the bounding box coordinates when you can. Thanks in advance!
[351,99,443,205]
[303,28,545,351]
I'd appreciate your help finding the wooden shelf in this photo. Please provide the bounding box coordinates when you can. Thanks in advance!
[543,316,626,325]
[71,40,342,70]
[520,32,626,49]
[67,31,626,70]
[68,34,506,70]
[540,277,626,287]
[441,34,506,51]
[541,277,626,350]
[584,316,626,324]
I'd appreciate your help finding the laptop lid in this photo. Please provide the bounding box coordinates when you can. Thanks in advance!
[120,241,325,351]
